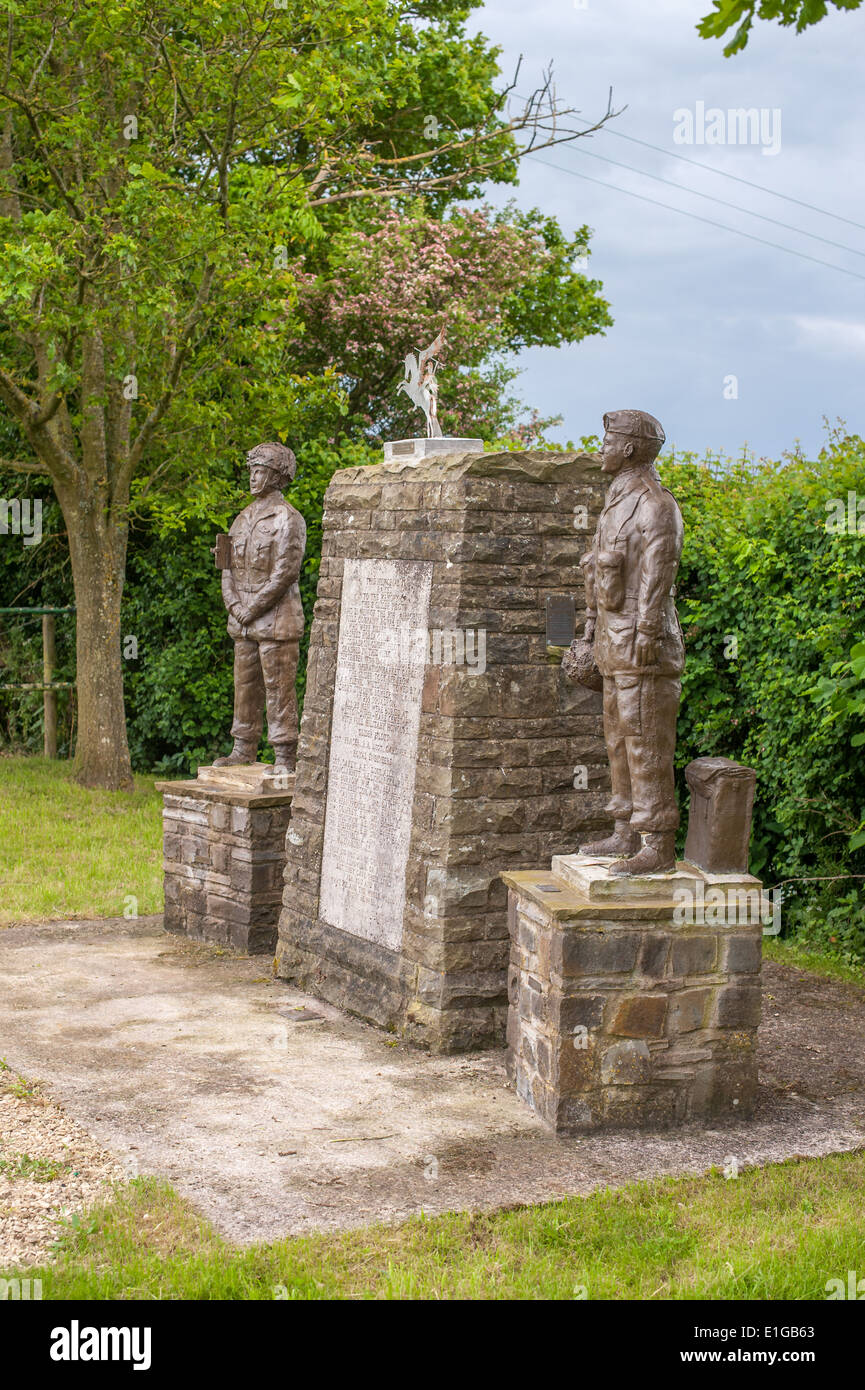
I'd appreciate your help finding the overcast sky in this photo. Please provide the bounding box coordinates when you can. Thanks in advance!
[471,0,865,459]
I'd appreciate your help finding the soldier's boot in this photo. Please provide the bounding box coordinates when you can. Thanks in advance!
[212,739,258,767]
[269,743,297,775]
[609,831,677,877]
[579,820,641,858]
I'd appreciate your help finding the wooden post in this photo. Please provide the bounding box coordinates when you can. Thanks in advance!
[42,612,57,758]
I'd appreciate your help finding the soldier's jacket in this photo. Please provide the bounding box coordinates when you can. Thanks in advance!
[222,495,306,642]
[581,467,684,678]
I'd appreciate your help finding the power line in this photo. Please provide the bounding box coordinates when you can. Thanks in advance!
[558,141,865,260]
[517,94,865,234]
[595,126,865,236]
[528,153,865,282]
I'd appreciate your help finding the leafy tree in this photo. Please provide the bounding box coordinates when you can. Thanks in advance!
[698,0,862,55]
[0,0,614,788]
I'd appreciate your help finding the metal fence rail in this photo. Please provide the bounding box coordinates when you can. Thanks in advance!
[0,606,75,757]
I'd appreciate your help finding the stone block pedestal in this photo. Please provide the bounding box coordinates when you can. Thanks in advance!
[275,448,613,1053]
[157,765,294,955]
[502,854,765,1131]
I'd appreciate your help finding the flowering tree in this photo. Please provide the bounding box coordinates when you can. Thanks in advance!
[288,202,611,444]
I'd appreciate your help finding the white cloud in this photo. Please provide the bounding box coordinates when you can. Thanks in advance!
[469,0,865,457]
[791,316,865,357]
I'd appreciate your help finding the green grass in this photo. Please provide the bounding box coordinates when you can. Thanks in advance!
[0,1152,70,1182]
[0,756,164,925]
[5,1075,43,1101]
[13,1151,865,1300]
[762,935,865,985]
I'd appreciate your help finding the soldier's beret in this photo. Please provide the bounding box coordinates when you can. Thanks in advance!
[603,410,666,445]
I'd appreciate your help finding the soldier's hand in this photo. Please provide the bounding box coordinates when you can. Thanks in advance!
[635,632,658,667]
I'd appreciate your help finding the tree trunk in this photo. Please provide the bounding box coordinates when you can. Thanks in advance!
[60,483,134,791]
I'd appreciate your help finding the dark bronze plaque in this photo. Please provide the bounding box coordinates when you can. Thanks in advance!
[545,593,575,647]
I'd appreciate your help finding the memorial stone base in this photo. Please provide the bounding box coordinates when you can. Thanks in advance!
[158,765,294,955]
[276,448,612,1053]
[502,855,764,1132]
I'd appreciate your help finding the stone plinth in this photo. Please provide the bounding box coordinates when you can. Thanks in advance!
[275,449,611,1052]
[158,765,294,955]
[383,438,483,462]
[503,856,764,1131]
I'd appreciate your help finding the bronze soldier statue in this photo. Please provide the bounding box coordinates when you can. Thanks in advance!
[575,410,685,875]
[213,442,306,773]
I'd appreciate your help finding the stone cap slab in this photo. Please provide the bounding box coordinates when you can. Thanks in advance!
[326,449,602,490]
[500,869,683,923]
[195,763,295,794]
[156,775,294,809]
[501,861,767,926]
[551,854,761,902]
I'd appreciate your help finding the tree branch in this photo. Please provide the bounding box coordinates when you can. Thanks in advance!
[0,455,47,475]
[125,261,215,484]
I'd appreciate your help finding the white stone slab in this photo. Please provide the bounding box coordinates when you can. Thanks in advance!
[319,558,433,951]
[383,437,483,462]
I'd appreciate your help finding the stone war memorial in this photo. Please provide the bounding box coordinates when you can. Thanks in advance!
[271,331,766,1131]
[156,330,766,1132]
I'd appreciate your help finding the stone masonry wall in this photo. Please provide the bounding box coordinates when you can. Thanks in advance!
[504,870,762,1130]
[160,783,293,954]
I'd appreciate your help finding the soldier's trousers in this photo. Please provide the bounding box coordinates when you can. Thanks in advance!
[602,672,681,833]
[230,638,299,749]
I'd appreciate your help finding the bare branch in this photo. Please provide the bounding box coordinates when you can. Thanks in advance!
[306,74,623,207]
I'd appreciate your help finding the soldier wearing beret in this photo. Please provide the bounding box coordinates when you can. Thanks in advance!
[577,410,685,874]
[214,441,306,773]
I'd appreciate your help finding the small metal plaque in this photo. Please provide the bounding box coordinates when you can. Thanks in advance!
[213,534,232,570]
[545,594,575,648]
[390,440,414,457]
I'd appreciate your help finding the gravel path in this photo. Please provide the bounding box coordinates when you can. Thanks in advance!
[0,1082,125,1269]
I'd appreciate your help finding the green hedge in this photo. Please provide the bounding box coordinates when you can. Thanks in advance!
[2,434,863,960]
[662,434,865,963]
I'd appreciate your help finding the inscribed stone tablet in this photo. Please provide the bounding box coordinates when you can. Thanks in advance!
[319,558,433,951]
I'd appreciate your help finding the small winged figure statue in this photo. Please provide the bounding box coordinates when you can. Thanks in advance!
[397,322,448,438]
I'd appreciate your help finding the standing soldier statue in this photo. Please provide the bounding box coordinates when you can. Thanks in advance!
[571,410,685,875]
[212,442,306,774]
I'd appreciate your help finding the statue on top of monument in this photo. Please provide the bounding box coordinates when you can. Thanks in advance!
[567,409,685,876]
[211,441,306,775]
[397,321,447,438]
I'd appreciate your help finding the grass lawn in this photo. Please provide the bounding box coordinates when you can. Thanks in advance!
[762,935,865,986]
[15,1151,865,1300]
[0,755,165,926]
